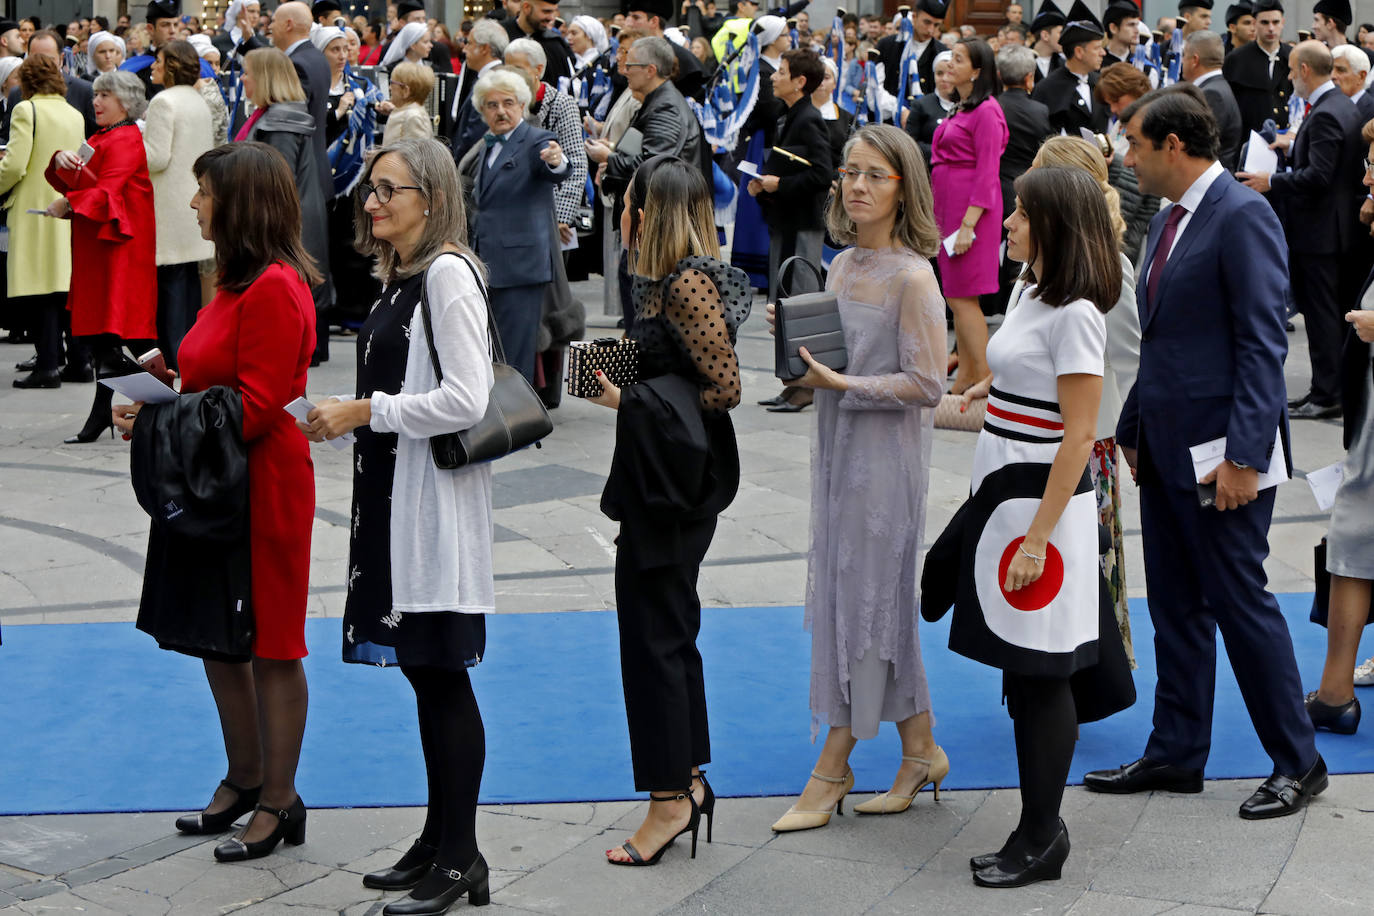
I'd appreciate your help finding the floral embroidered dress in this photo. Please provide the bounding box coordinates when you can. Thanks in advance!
[805,246,947,740]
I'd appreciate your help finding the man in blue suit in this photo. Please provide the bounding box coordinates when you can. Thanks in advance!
[1084,86,1327,819]
[471,68,570,383]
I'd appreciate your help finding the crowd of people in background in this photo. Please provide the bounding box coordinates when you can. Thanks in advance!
[1,0,1373,912]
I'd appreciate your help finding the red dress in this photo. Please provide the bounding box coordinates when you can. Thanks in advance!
[178,263,316,659]
[45,123,157,339]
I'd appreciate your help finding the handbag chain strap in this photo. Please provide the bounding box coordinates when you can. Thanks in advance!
[417,251,508,386]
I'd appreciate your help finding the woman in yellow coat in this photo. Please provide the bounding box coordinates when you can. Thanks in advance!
[0,56,85,388]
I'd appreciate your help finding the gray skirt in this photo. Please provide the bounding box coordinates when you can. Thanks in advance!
[1327,368,1374,580]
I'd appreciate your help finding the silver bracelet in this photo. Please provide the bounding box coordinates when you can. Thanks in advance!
[1018,545,1046,563]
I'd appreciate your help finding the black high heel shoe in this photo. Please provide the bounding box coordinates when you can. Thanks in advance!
[694,771,716,844]
[969,827,1019,872]
[383,855,490,915]
[64,418,115,444]
[1306,691,1361,734]
[175,779,261,835]
[972,819,1069,888]
[65,361,117,443]
[606,792,701,866]
[213,797,306,862]
[364,839,437,890]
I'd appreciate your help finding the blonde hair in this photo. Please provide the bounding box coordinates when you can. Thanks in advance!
[1031,136,1126,248]
[628,156,720,281]
[244,47,306,107]
[391,60,436,105]
[825,125,940,258]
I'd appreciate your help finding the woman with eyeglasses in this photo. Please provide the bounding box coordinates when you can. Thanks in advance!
[768,125,950,834]
[301,138,495,915]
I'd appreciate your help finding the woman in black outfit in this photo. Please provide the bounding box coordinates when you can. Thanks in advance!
[578,154,749,867]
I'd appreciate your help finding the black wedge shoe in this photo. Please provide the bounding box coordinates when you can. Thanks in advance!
[213,797,306,862]
[969,827,1020,872]
[383,856,490,915]
[694,771,716,844]
[364,840,438,890]
[606,792,701,866]
[175,780,262,835]
[972,820,1070,888]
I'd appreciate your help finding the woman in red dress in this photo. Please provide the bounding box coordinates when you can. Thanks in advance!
[113,142,319,863]
[45,70,157,442]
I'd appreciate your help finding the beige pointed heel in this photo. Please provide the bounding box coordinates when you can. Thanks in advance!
[770,769,855,833]
[853,746,950,815]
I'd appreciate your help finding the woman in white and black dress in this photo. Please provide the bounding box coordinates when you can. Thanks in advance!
[301,138,494,916]
[937,166,1122,888]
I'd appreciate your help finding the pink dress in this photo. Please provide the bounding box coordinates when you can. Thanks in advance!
[931,98,1009,298]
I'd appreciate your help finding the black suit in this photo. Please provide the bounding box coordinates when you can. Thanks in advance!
[903,92,954,166]
[1223,40,1293,134]
[287,40,334,205]
[1197,73,1244,172]
[876,34,946,99]
[760,99,833,300]
[2,75,96,142]
[1032,51,1064,85]
[1269,86,1364,408]
[1342,269,1374,450]
[1031,66,1108,136]
[824,107,853,167]
[996,88,1053,220]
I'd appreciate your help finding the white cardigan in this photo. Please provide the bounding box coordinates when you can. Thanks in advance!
[1006,252,1141,441]
[367,254,496,614]
[143,85,216,266]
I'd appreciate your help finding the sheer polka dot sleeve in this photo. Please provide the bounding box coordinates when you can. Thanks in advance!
[664,269,742,414]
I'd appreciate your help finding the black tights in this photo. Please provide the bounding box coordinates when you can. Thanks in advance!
[403,665,485,870]
[1006,672,1077,848]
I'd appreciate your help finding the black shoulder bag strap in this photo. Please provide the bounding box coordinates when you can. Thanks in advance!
[416,251,509,383]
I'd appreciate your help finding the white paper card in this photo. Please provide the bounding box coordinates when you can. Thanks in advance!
[284,397,354,450]
[943,229,974,257]
[1242,130,1278,175]
[100,372,178,404]
[737,160,765,180]
[1305,461,1344,511]
[1188,428,1289,489]
[1078,127,1096,142]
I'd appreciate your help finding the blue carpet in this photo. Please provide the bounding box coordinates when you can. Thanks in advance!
[1,595,1372,815]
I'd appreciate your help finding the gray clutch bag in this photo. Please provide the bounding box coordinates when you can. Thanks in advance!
[774,292,847,380]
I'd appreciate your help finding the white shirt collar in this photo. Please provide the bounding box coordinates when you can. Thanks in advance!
[762,53,782,69]
[1308,80,1337,105]
[1176,160,1226,215]
[284,37,309,56]
[1193,68,1222,87]
[1354,88,1367,104]
[817,100,838,120]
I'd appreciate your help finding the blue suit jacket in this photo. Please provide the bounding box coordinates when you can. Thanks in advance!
[472,120,566,289]
[1115,169,1292,490]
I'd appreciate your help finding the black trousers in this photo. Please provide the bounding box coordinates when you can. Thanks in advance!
[156,262,201,371]
[20,293,67,371]
[615,516,716,792]
[1291,252,1343,407]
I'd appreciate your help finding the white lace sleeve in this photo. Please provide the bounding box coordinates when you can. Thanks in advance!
[838,266,946,410]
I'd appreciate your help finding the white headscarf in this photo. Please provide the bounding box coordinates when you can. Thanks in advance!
[227,0,257,46]
[381,21,427,69]
[312,25,346,53]
[0,57,21,89]
[755,15,787,50]
[87,31,127,68]
[188,33,217,59]
[571,15,608,54]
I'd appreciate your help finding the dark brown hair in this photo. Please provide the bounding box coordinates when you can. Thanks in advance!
[781,48,824,95]
[1013,167,1121,314]
[192,143,323,293]
[158,39,201,87]
[19,54,66,98]
[1096,61,1151,104]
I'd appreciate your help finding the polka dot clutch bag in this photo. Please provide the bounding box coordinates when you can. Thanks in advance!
[567,338,640,398]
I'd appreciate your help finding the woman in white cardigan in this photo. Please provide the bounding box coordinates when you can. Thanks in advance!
[964,136,1142,666]
[301,138,495,915]
[145,39,216,370]
[380,61,435,146]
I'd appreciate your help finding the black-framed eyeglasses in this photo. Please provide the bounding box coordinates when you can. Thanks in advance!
[357,182,424,204]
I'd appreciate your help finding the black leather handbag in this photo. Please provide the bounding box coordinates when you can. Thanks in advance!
[418,254,554,469]
[773,256,846,381]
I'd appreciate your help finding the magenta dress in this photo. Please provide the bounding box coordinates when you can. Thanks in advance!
[931,98,1009,298]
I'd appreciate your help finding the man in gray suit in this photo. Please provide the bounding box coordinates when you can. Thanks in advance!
[1183,30,1244,171]
[471,68,571,383]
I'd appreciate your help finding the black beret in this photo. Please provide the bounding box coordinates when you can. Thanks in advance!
[1313,0,1352,23]
[146,0,181,24]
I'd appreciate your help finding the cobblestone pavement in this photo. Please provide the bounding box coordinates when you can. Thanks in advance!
[0,282,1368,914]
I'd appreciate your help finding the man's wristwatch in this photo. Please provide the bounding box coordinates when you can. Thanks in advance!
[1228,459,1250,470]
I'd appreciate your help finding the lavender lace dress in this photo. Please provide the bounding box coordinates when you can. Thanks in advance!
[805,246,948,740]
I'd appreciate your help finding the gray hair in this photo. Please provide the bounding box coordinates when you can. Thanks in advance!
[1333,42,1371,75]
[1183,29,1225,70]
[353,138,484,282]
[630,36,675,80]
[469,18,508,58]
[996,44,1036,86]
[505,37,546,71]
[471,66,531,113]
[92,70,147,120]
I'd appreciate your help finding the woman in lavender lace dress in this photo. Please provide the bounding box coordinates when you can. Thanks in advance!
[769,125,952,833]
